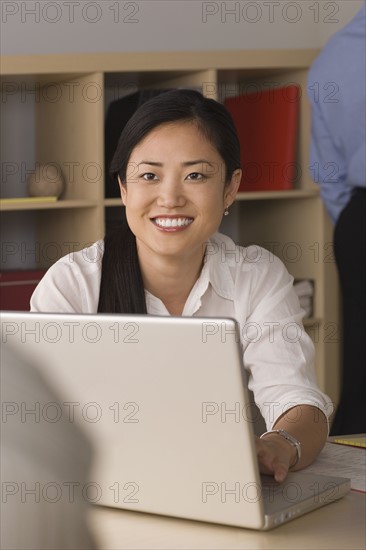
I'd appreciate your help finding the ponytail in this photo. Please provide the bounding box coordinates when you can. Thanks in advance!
[97,217,147,313]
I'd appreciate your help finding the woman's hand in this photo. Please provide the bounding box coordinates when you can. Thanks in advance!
[255,433,297,483]
[255,405,329,483]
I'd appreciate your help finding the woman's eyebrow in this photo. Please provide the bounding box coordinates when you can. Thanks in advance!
[183,160,215,167]
[137,160,215,167]
[137,161,162,167]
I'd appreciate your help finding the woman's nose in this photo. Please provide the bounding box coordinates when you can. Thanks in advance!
[156,179,186,208]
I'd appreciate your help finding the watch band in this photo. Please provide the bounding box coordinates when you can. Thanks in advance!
[260,429,301,467]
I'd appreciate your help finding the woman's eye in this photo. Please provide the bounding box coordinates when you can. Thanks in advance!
[141,173,158,181]
[186,172,204,181]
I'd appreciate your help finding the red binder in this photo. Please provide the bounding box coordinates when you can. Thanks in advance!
[224,85,300,191]
[0,270,46,311]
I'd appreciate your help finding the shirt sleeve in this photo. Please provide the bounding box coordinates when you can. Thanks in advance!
[30,260,85,313]
[308,94,351,224]
[239,252,333,431]
[30,242,103,313]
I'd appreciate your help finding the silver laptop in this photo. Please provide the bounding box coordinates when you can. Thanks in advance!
[1,312,350,530]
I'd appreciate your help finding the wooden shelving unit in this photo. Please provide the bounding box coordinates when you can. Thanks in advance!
[0,50,340,404]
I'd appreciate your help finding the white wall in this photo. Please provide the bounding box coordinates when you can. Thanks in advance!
[1,0,364,54]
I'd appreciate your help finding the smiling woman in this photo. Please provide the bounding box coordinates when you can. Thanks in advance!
[30,89,332,482]
[113,119,241,315]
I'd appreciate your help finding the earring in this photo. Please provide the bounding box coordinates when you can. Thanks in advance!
[224,207,229,216]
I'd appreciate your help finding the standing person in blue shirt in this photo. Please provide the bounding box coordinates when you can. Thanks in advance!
[308,1,366,435]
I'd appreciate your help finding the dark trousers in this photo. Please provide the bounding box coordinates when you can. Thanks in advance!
[331,188,366,435]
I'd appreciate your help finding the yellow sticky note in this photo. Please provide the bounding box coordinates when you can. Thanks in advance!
[333,436,366,448]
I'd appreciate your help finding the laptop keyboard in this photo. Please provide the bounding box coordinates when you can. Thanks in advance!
[260,475,284,497]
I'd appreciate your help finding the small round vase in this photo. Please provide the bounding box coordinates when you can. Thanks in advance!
[27,164,65,198]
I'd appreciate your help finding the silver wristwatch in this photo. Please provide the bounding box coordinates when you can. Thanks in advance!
[260,429,301,467]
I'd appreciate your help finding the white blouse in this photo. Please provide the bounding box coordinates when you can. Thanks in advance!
[30,232,333,429]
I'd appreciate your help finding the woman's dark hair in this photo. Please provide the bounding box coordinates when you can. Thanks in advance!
[98,89,241,313]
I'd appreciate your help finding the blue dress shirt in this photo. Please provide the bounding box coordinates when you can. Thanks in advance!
[308,2,366,224]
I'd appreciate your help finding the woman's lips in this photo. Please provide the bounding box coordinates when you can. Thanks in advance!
[151,216,194,232]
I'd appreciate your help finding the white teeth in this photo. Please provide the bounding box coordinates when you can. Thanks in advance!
[154,218,193,228]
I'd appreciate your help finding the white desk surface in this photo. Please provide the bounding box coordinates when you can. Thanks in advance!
[89,490,365,550]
